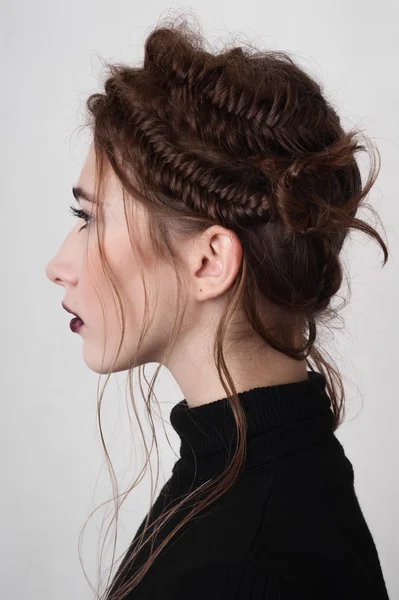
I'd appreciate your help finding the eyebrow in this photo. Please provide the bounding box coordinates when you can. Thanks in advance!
[72,186,97,204]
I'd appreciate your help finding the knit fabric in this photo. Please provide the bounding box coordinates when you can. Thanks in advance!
[107,370,390,599]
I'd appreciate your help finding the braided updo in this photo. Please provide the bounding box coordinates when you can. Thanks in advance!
[88,21,386,321]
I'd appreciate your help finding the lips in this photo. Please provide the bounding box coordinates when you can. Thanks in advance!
[62,301,84,322]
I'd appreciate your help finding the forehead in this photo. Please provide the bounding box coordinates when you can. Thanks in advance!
[77,144,96,189]
[77,144,121,204]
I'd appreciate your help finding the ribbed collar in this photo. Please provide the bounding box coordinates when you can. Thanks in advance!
[169,370,334,482]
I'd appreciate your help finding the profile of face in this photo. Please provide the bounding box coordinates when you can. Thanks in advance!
[45,145,246,379]
[45,145,188,374]
[46,144,309,401]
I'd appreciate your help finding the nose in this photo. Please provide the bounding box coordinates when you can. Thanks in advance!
[45,257,59,284]
[45,254,79,288]
[45,232,80,287]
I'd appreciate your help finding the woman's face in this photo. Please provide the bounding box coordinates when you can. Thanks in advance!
[45,145,308,404]
[45,145,182,374]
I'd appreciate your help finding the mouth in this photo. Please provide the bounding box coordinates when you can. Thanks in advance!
[62,301,84,323]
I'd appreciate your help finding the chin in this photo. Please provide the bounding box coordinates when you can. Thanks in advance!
[82,348,142,374]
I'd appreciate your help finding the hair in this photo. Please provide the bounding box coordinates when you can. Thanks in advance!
[74,12,389,600]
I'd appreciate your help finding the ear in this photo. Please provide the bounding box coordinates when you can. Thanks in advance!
[191,225,243,301]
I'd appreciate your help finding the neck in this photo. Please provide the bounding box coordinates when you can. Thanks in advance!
[166,338,309,409]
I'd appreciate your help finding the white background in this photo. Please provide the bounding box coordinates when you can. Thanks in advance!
[2,2,398,598]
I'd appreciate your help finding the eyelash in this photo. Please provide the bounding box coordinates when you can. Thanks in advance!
[69,205,93,232]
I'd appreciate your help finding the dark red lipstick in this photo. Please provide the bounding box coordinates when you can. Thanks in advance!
[62,302,84,333]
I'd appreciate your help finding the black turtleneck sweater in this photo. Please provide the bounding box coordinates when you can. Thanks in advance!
[107,370,390,599]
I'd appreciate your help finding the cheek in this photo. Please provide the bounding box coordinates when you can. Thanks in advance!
[81,225,168,335]
[101,234,146,323]
[78,239,118,326]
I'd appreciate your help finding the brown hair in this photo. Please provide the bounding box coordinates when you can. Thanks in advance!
[75,13,389,599]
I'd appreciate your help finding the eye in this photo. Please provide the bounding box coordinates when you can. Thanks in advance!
[68,205,93,232]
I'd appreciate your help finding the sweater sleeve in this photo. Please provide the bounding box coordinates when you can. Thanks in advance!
[157,562,319,600]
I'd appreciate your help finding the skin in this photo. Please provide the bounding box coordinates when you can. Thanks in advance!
[46,144,309,408]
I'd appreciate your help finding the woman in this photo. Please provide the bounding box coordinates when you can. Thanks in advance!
[45,17,390,600]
